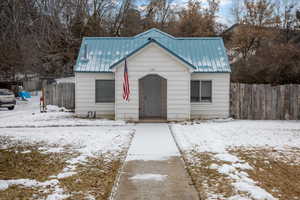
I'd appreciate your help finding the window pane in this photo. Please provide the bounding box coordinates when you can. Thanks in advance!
[191,81,200,102]
[201,81,212,102]
[95,80,115,103]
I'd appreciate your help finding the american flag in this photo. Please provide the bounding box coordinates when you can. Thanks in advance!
[122,59,130,101]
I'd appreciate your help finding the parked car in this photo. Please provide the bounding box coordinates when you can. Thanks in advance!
[0,89,16,110]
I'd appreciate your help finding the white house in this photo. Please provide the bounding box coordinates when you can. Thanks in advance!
[74,29,231,121]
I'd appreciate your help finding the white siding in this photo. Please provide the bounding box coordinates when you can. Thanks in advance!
[191,73,230,119]
[75,45,230,121]
[75,72,115,118]
[114,43,191,121]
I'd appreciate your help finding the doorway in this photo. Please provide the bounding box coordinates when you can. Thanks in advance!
[139,74,167,119]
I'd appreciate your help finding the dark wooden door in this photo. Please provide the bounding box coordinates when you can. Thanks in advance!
[139,75,167,119]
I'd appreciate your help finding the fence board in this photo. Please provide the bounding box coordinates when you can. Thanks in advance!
[230,83,300,120]
[45,83,75,110]
[23,80,41,91]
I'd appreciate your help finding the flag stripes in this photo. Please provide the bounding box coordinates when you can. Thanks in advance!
[123,59,130,101]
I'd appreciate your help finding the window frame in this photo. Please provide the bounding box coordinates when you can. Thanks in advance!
[190,80,213,103]
[95,80,115,103]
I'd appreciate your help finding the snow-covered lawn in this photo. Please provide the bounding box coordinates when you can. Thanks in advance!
[2,94,300,199]
[0,93,136,199]
[0,94,125,127]
[0,125,134,199]
[171,120,300,200]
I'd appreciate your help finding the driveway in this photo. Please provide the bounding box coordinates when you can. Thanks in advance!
[113,123,199,200]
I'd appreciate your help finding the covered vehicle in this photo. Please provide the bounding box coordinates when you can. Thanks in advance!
[0,89,16,110]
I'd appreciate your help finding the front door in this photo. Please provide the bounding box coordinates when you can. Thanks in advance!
[139,75,166,119]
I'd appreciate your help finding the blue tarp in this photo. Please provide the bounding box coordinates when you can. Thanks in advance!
[18,91,31,99]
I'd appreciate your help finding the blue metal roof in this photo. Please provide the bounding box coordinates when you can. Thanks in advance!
[74,28,231,73]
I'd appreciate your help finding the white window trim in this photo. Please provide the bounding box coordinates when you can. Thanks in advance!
[95,79,115,104]
[191,80,213,104]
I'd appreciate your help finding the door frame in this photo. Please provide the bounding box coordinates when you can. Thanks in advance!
[139,74,167,119]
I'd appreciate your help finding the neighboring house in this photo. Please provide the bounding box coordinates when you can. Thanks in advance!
[74,28,231,121]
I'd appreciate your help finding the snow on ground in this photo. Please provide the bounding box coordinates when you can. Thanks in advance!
[172,120,300,153]
[129,174,167,181]
[0,126,134,193]
[0,92,134,198]
[0,91,134,199]
[0,179,68,199]
[171,120,300,200]
[0,126,133,156]
[126,124,179,161]
[0,93,125,127]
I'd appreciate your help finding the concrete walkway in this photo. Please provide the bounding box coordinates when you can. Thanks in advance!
[114,124,199,200]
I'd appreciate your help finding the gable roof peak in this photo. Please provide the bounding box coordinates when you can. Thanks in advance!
[134,28,175,39]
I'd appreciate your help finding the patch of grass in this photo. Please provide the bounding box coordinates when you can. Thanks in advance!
[230,147,300,200]
[184,148,235,199]
[0,139,76,199]
[0,185,48,200]
[0,135,130,200]
[60,153,122,200]
[0,145,72,181]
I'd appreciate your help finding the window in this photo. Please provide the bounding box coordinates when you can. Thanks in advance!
[191,81,200,102]
[95,80,115,103]
[201,81,212,102]
[190,80,212,102]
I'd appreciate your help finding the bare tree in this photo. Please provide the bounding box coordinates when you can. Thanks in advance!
[177,0,221,37]
[229,0,277,60]
[5,0,298,85]
[274,0,300,42]
[232,0,243,23]
[230,0,300,84]
[109,0,133,36]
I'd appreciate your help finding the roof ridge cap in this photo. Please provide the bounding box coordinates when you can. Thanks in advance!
[176,37,222,40]
[84,37,132,40]
[133,28,175,39]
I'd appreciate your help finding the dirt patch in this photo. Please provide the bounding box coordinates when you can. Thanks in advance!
[230,147,300,200]
[181,146,300,199]
[60,152,122,200]
[0,148,72,199]
[184,148,235,199]
[0,185,49,200]
[0,145,73,182]
[0,138,75,199]
[0,147,126,199]
[0,130,133,200]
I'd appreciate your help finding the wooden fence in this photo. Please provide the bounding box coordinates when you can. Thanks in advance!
[230,83,300,120]
[23,80,41,91]
[44,83,75,110]
[44,82,300,119]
